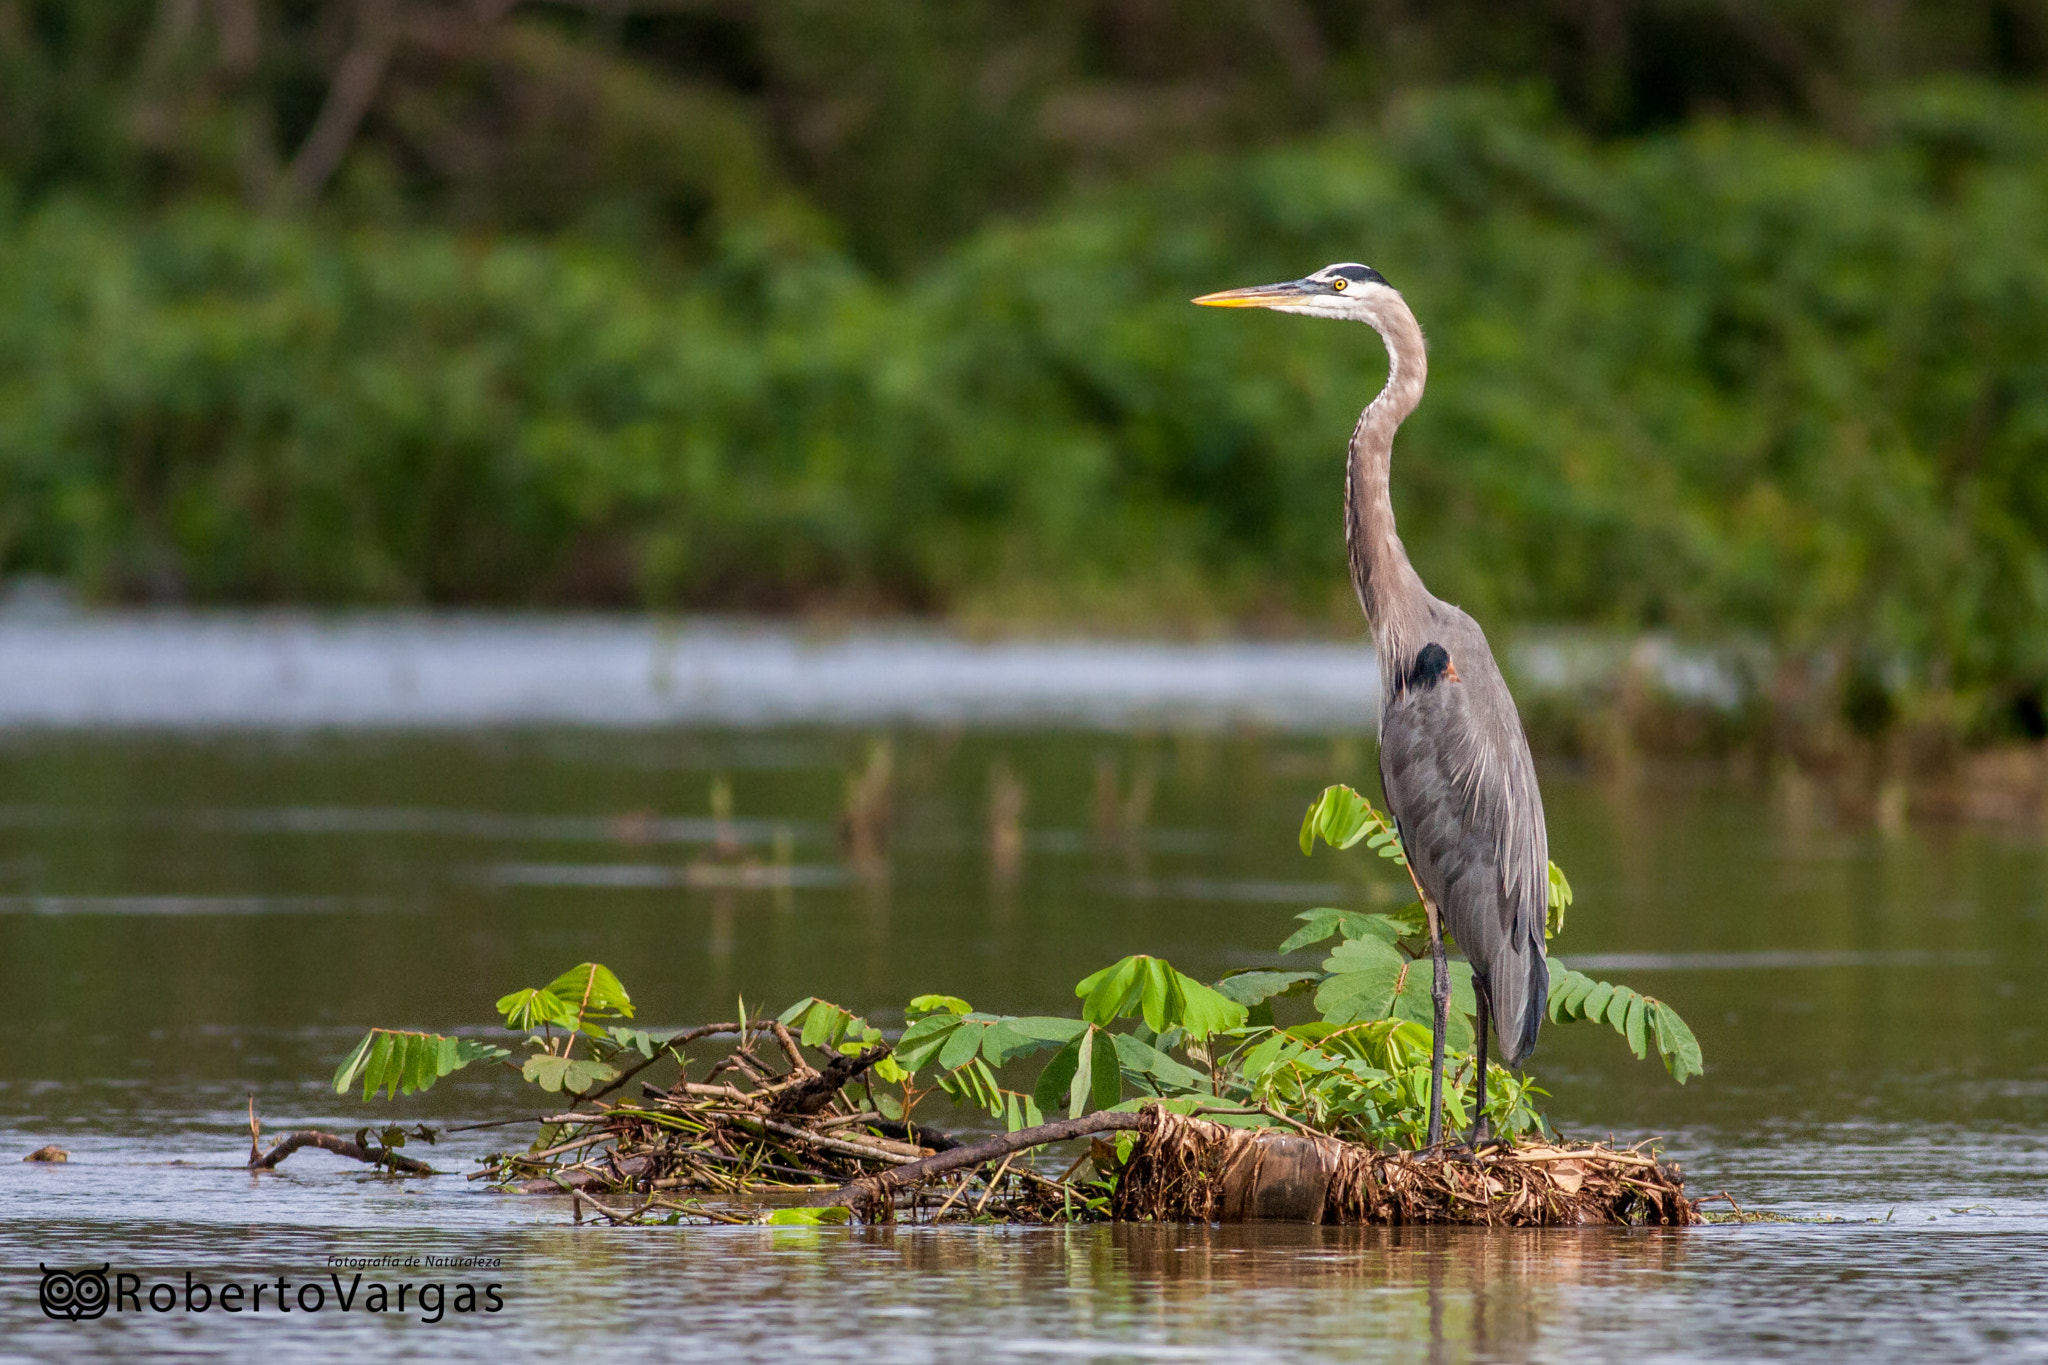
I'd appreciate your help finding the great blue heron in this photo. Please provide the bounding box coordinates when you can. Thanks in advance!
[1196,263,1550,1148]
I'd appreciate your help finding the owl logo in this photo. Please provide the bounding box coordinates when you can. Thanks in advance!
[38,1263,111,1321]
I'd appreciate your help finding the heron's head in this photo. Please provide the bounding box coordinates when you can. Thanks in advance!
[1192,263,1398,321]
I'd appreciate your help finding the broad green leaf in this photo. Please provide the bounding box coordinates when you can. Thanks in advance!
[1323,934,1406,977]
[544,963,634,1019]
[1076,956,1146,1026]
[1075,955,1246,1039]
[607,1026,657,1058]
[1278,907,1373,953]
[1004,1016,1090,1044]
[1002,1091,1045,1131]
[1582,981,1615,1023]
[937,1018,985,1072]
[364,1033,395,1097]
[1299,784,1390,855]
[1086,1027,1122,1113]
[1111,1032,1208,1091]
[334,1030,507,1101]
[496,987,576,1031]
[1032,1034,1084,1117]
[1173,974,1249,1040]
[1066,1031,1095,1118]
[1651,1002,1704,1083]
[1299,785,1409,864]
[1624,993,1648,1058]
[522,1054,619,1095]
[1606,986,1635,1032]
[1383,901,1431,939]
[765,1206,851,1225]
[1138,958,1176,1033]
[1213,970,1320,1007]
[1314,934,1406,1023]
[1237,1031,1293,1081]
[908,994,973,1016]
[332,1032,376,1095]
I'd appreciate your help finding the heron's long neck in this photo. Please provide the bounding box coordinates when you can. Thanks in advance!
[1346,298,1431,674]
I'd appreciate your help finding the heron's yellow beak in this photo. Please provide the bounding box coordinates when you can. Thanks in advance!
[1191,280,1314,308]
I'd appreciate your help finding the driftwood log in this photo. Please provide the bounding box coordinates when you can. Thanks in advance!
[248,1130,435,1176]
[244,1099,435,1176]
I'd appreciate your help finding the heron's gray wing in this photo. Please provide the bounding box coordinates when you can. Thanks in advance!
[1377,625,1549,1062]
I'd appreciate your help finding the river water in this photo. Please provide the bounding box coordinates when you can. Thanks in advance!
[0,636,2042,1360]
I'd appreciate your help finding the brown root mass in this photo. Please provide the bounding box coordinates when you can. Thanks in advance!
[1112,1110,1697,1227]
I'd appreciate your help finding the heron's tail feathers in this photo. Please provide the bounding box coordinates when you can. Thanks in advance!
[1482,934,1549,1067]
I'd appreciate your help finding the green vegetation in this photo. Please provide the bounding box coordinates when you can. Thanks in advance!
[11,5,2048,730]
[331,786,1699,1159]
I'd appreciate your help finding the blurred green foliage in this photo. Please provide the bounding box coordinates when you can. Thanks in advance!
[6,3,2048,726]
[7,84,2048,720]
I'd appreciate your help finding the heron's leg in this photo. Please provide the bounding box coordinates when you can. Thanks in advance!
[1470,977,1493,1149]
[1425,896,1449,1149]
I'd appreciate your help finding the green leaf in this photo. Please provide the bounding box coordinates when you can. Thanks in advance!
[1323,934,1407,977]
[333,1030,507,1101]
[1213,970,1320,1007]
[892,1015,960,1073]
[496,987,576,1032]
[765,1206,851,1225]
[1173,974,1249,1040]
[1546,862,1573,940]
[1138,958,1176,1033]
[908,994,973,1016]
[1075,955,1246,1039]
[1315,969,1403,1025]
[1002,1091,1045,1132]
[1086,1027,1122,1113]
[1066,1032,1096,1118]
[332,1032,376,1095]
[1651,1001,1705,1083]
[522,1054,619,1095]
[544,963,634,1020]
[1299,785,1407,864]
[1606,986,1636,1032]
[1076,956,1146,1027]
[1278,908,1369,953]
[1545,967,1706,1084]
[1314,934,1406,1023]
[1624,993,1649,1058]
[1032,1034,1084,1117]
[606,1026,657,1058]
[1004,1016,1090,1044]
[937,1018,985,1072]
[1111,1032,1209,1091]
[363,1033,396,1098]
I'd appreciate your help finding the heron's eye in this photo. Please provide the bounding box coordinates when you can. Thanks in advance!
[1330,279,1348,292]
